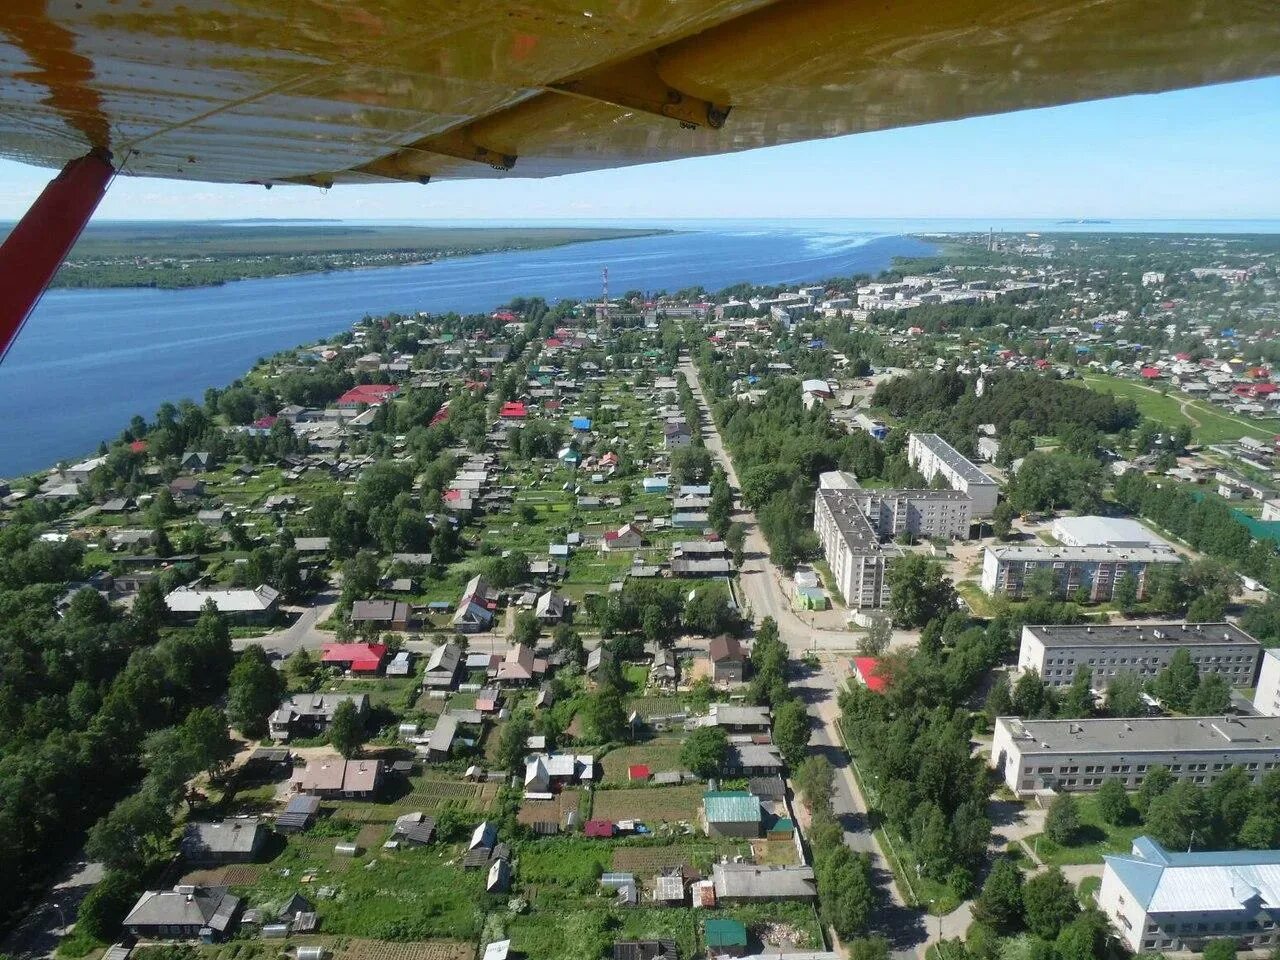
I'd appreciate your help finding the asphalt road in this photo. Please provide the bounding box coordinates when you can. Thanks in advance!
[677,357,929,956]
[233,589,340,656]
[2,856,103,960]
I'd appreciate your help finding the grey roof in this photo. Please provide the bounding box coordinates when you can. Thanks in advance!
[350,599,410,622]
[911,433,998,486]
[712,863,816,900]
[987,544,1180,564]
[816,489,900,556]
[729,744,783,770]
[273,692,367,726]
[429,714,459,753]
[997,715,1280,755]
[426,642,462,674]
[165,584,280,614]
[1024,621,1259,649]
[181,819,265,858]
[125,887,241,930]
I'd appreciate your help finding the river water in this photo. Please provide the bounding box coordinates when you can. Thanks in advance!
[7,214,1280,476]
[0,223,933,475]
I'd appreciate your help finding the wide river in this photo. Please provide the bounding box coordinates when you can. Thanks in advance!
[7,214,1280,476]
[0,223,934,475]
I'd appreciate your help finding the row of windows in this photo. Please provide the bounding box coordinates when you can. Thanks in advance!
[1030,760,1272,776]
[1042,654,1255,666]
[1149,918,1277,934]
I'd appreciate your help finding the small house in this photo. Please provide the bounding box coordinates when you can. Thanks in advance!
[702,791,762,838]
[708,636,746,684]
[320,642,387,674]
[180,819,268,865]
[124,886,241,941]
[350,599,412,632]
[424,642,462,689]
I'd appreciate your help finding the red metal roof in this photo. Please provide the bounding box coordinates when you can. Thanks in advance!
[628,765,650,781]
[321,643,388,672]
[336,383,399,406]
[584,819,615,838]
[500,401,528,418]
[853,657,888,693]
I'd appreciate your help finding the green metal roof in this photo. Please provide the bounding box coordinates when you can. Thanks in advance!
[703,790,761,823]
[705,918,748,947]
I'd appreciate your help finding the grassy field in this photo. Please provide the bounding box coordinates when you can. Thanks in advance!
[599,741,687,785]
[1024,793,1144,865]
[591,784,704,822]
[1081,373,1275,444]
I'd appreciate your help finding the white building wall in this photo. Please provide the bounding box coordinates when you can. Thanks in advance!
[1098,863,1147,953]
[1255,649,1280,717]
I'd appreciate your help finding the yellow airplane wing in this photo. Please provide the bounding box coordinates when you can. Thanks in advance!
[1,0,1279,186]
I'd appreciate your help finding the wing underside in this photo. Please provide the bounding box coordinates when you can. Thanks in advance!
[1,0,1278,187]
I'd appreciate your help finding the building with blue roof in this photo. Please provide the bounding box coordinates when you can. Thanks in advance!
[1100,835,1280,953]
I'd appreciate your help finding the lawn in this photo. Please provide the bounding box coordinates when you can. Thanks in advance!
[599,741,687,785]
[1082,373,1275,444]
[1024,793,1144,865]
[230,838,488,941]
[955,580,996,617]
[591,784,704,823]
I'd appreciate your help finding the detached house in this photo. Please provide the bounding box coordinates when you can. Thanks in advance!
[424,642,462,690]
[320,642,387,674]
[124,886,242,941]
[708,636,746,683]
[453,575,496,633]
[269,692,369,741]
[603,523,643,552]
[350,599,412,631]
[494,644,547,684]
[180,819,268,865]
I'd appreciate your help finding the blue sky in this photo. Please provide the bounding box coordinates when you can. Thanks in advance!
[2,77,1279,221]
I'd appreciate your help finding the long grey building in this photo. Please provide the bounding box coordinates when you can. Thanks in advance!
[1017,622,1261,688]
[907,433,999,515]
[992,715,1280,794]
[982,544,1181,602]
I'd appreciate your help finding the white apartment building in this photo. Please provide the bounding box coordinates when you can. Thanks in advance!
[852,489,973,540]
[992,715,1280,795]
[813,488,900,609]
[1253,649,1280,716]
[907,433,999,515]
[1017,622,1261,688]
[981,544,1181,602]
[1100,836,1280,953]
[816,470,972,539]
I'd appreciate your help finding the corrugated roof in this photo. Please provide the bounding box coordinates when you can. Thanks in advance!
[1105,835,1280,912]
[703,791,761,823]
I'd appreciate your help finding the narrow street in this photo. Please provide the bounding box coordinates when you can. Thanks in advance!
[677,357,927,955]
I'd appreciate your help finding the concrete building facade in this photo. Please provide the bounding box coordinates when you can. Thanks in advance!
[992,715,1280,795]
[907,433,999,515]
[1017,622,1261,688]
[1253,648,1280,717]
[813,488,900,609]
[1100,836,1280,953]
[981,544,1181,601]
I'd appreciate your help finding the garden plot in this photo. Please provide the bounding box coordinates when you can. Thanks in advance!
[590,784,703,823]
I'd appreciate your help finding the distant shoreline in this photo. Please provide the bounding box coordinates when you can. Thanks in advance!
[44,225,674,291]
